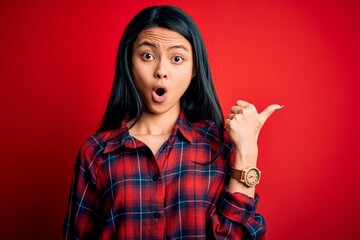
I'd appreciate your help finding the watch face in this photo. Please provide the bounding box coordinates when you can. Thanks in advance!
[245,168,261,186]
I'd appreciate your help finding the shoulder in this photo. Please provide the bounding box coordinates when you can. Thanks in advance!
[191,120,230,144]
[190,120,233,160]
[191,120,221,140]
[77,129,120,164]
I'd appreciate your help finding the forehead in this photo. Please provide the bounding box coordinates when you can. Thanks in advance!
[134,27,192,48]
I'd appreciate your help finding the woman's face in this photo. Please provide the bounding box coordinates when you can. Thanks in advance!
[131,27,194,115]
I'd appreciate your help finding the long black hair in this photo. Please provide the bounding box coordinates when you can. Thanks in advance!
[98,5,224,161]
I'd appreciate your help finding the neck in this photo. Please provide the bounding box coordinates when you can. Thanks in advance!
[129,107,180,136]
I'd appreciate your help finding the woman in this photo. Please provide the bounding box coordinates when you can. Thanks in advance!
[62,5,281,239]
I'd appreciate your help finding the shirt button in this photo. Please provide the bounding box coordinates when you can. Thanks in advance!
[154,212,161,219]
[152,175,158,182]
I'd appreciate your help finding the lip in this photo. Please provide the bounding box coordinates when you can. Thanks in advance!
[152,86,167,103]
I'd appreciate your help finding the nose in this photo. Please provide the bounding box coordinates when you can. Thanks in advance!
[154,60,167,79]
[156,72,167,79]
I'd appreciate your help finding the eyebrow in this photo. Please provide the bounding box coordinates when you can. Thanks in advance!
[169,45,189,52]
[137,41,189,52]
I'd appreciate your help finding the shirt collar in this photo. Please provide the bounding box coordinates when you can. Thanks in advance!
[174,110,194,143]
[103,110,194,154]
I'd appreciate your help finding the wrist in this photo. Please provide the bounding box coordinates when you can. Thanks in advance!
[233,147,258,169]
[230,167,261,188]
[234,143,258,156]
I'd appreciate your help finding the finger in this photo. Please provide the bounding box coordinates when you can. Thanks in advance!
[259,104,283,124]
[236,100,250,108]
[227,113,235,120]
[224,119,231,131]
[230,105,244,114]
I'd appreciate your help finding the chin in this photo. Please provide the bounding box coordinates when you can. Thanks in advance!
[148,108,171,115]
[146,103,180,115]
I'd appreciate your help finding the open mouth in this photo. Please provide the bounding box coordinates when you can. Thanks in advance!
[152,86,167,103]
[155,88,166,96]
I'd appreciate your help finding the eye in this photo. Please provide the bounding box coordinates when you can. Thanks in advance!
[172,55,183,63]
[141,53,154,60]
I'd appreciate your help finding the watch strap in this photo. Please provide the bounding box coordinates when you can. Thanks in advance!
[230,168,244,181]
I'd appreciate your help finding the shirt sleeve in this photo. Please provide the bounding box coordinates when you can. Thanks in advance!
[62,141,101,239]
[205,128,266,239]
[209,189,266,239]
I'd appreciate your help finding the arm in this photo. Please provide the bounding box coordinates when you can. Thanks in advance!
[62,143,101,239]
[226,100,282,197]
[209,189,266,239]
[209,100,281,239]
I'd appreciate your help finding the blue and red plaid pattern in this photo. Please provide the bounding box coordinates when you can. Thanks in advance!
[62,111,266,239]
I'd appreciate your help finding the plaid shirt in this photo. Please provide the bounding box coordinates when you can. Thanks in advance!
[62,111,266,239]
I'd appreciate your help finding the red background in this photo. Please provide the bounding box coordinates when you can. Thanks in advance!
[1,0,359,239]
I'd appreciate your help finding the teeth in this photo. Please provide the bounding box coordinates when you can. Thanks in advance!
[155,88,165,96]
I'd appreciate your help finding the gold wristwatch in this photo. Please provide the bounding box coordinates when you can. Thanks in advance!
[230,167,261,187]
